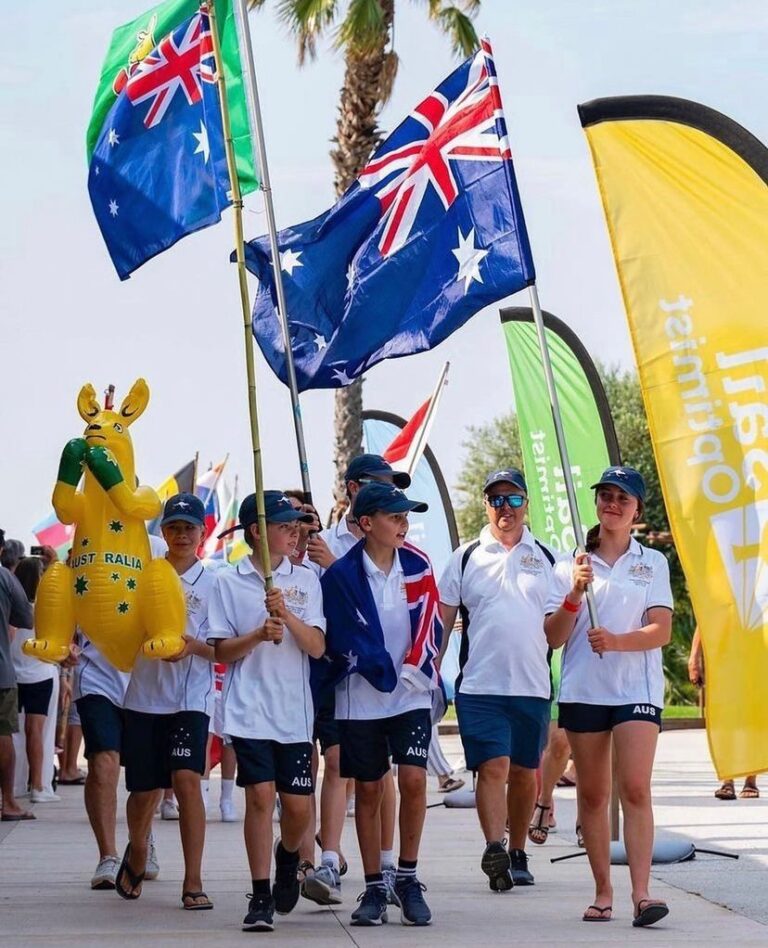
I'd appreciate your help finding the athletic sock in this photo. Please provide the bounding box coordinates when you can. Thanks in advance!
[220,778,234,804]
[321,849,340,872]
[251,878,270,897]
[396,858,417,883]
[380,848,395,869]
[275,840,299,866]
[365,872,385,890]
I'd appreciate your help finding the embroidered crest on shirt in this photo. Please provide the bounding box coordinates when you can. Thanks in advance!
[185,589,203,615]
[519,552,545,575]
[627,562,654,586]
[284,585,308,611]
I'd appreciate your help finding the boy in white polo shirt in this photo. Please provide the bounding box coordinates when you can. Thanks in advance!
[117,494,215,910]
[439,468,557,892]
[208,491,325,933]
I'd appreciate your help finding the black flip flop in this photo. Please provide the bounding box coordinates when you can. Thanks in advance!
[115,844,145,900]
[182,890,214,910]
[58,775,87,786]
[633,899,669,927]
[583,904,612,922]
[1,811,36,821]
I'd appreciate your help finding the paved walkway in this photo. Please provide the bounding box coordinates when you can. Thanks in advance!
[1,730,766,946]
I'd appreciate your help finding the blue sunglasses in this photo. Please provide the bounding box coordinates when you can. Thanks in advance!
[486,493,525,509]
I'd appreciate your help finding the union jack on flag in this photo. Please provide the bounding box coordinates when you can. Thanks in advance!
[245,38,535,391]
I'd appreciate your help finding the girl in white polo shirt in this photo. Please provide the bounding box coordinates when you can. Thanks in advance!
[545,466,673,930]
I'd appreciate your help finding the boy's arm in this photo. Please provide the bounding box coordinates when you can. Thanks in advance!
[265,587,325,659]
[213,619,283,663]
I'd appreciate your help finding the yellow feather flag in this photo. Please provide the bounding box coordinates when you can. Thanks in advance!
[579,96,768,779]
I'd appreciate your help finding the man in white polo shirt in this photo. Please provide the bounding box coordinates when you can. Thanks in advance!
[439,468,557,892]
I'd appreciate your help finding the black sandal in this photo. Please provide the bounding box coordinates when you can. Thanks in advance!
[527,803,551,845]
[115,844,145,900]
[633,899,669,927]
[583,904,612,922]
[182,890,213,910]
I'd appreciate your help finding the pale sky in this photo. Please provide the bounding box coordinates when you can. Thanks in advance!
[2,0,766,542]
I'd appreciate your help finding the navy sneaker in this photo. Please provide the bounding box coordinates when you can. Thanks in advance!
[272,852,300,915]
[351,886,388,926]
[481,841,514,892]
[393,877,432,926]
[509,849,534,886]
[243,893,275,932]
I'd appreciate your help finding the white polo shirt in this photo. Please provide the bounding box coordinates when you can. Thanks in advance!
[439,525,556,699]
[335,551,432,721]
[207,556,325,743]
[123,561,215,715]
[546,539,673,707]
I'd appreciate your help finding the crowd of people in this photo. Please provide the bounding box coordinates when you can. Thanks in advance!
[0,452,710,932]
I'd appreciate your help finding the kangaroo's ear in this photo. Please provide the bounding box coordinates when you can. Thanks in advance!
[118,378,150,426]
[77,384,100,422]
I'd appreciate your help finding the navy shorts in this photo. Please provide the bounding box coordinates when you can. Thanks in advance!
[17,679,54,716]
[313,694,340,755]
[455,693,550,771]
[231,737,314,795]
[76,694,123,758]
[559,702,663,732]
[338,708,432,782]
[122,709,209,792]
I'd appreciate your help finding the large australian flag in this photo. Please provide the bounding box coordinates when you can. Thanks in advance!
[245,39,535,390]
[88,8,230,280]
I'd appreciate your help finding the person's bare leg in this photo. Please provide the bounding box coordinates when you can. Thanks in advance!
[319,745,346,858]
[612,722,660,915]
[530,724,570,840]
[124,790,160,897]
[355,777,384,875]
[475,756,509,842]
[221,744,236,780]
[173,769,207,902]
[280,790,312,854]
[397,766,426,862]
[0,735,28,817]
[25,714,46,791]
[380,768,396,854]
[244,783,276,880]
[506,764,537,850]
[567,730,613,918]
[60,724,83,781]
[85,750,120,858]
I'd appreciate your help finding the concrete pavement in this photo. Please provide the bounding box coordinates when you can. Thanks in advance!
[1,729,766,946]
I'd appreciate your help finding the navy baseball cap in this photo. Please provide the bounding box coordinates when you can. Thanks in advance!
[344,453,410,489]
[483,468,527,494]
[218,490,314,538]
[161,492,205,527]
[352,482,428,519]
[590,466,646,502]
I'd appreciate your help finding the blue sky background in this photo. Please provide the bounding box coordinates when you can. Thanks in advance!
[2,0,766,541]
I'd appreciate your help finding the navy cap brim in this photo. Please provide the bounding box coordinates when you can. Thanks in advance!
[484,477,527,493]
[349,466,411,489]
[359,498,428,515]
[267,510,314,524]
[161,513,205,527]
[590,477,644,500]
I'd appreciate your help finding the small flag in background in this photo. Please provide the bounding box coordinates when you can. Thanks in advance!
[245,38,535,391]
[147,458,197,535]
[33,513,75,561]
[195,458,228,543]
[204,480,237,560]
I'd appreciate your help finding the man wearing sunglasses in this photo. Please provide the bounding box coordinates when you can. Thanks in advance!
[438,469,557,893]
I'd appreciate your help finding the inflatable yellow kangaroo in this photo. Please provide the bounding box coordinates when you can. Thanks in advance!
[23,379,186,671]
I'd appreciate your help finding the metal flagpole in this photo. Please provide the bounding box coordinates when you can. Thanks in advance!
[233,0,314,505]
[404,361,450,478]
[208,1,272,589]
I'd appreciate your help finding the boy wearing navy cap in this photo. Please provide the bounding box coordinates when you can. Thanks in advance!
[117,493,216,910]
[321,482,443,928]
[208,491,326,933]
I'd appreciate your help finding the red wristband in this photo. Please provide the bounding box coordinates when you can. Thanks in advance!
[562,596,581,613]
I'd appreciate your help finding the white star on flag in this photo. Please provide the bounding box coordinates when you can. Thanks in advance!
[280,249,303,276]
[192,122,210,163]
[332,367,354,386]
[314,333,327,351]
[346,260,356,290]
[108,200,119,218]
[107,128,120,147]
[452,226,489,293]
[344,651,359,671]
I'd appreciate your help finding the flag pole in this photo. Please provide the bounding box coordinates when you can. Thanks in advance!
[404,361,450,478]
[233,0,314,506]
[208,1,272,589]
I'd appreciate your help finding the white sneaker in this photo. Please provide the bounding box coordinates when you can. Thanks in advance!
[220,799,238,822]
[145,831,160,880]
[302,863,342,905]
[30,788,61,803]
[91,855,120,890]
[160,799,179,820]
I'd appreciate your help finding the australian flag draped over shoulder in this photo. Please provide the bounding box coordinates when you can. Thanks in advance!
[246,38,535,390]
[88,7,230,280]
[317,539,443,700]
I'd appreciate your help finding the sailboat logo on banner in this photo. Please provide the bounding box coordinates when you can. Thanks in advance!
[710,502,768,630]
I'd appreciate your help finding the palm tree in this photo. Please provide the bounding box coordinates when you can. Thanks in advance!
[248,0,480,510]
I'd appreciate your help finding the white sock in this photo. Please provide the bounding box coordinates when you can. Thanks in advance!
[381,849,395,870]
[221,778,234,805]
[321,850,340,872]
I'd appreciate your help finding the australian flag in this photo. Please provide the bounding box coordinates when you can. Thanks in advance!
[88,8,230,280]
[245,39,535,390]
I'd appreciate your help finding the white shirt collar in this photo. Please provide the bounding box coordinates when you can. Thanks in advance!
[362,549,403,579]
[237,554,293,578]
[479,523,535,552]
[179,560,205,585]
